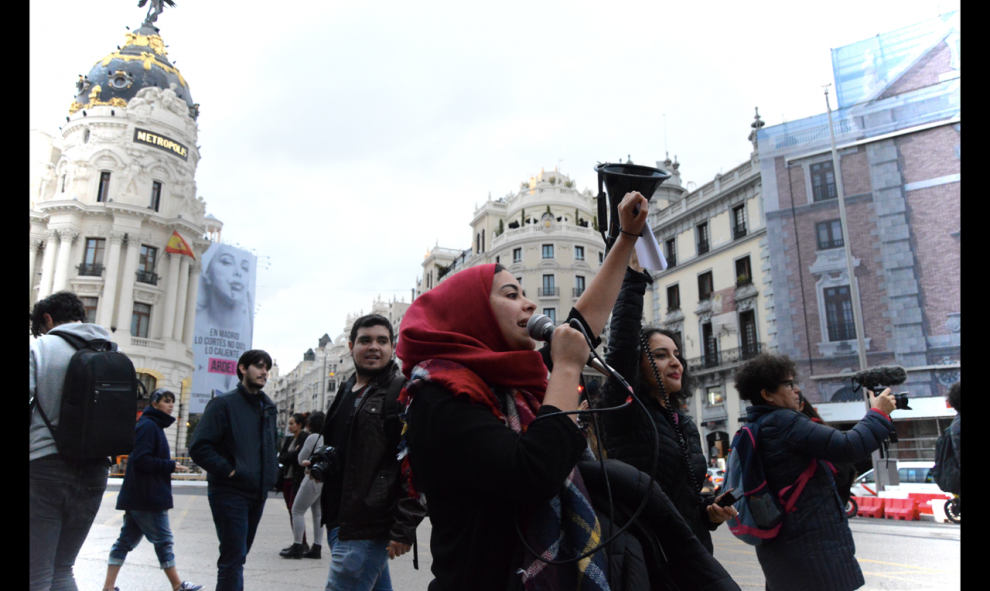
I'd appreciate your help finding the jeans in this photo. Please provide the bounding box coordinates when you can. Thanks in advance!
[207,491,266,591]
[325,527,392,591]
[29,454,109,591]
[108,510,175,568]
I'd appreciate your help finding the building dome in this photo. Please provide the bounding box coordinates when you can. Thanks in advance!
[69,24,195,118]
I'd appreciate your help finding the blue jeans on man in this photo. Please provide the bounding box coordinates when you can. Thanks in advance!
[325,526,392,591]
[207,491,266,591]
[108,510,176,568]
[29,455,109,591]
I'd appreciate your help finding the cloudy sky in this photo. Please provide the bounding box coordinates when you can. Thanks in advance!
[30,0,956,371]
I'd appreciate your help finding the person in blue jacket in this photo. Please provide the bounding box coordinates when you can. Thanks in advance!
[734,353,896,591]
[102,389,202,591]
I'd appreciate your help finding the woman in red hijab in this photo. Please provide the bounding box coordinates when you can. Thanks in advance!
[396,193,648,591]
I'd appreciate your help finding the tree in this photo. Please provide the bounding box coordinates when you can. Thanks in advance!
[593,215,598,231]
[496,218,504,236]
[521,208,526,225]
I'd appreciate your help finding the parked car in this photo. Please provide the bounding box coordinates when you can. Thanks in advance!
[849,461,948,497]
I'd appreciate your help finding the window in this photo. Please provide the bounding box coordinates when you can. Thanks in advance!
[824,286,856,341]
[574,246,585,261]
[495,255,500,265]
[735,256,752,285]
[816,219,844,250]
[707,388,724,406]
[97,171,111,202]
[811,161,837,202]
[702,322,717,367]
[137,372,157,415]
[697,222,710,255]
[540,274,557,297]
[574,276,586,298]
[732,205,747,239]
[665,238,677,267]
[698,271,714,301]
[151,181,162,212]
[137,245,158,284]
[740,310,758,357]
[666,284,680,311]
[544,308,556,324]
[542,244,554,259]
[476,233,481,254]
[131,303,151,338]
[598,251,604,264]
[60,175,66,193]
[81,297,98,324]
[79,238,106,276]
[513,248,522,263]
[481,230,485,253]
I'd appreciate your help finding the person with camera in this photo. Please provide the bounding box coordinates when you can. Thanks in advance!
[189,350,279,591]
[281,411,326,559]
[314,314,426,591]
[733,353,896,591]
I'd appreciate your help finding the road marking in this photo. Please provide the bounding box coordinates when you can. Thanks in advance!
[171,493,195,529]
[861,571,946,585]
[858,559,950,574]
[103,491,117,499]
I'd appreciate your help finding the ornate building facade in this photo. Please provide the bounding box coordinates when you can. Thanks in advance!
[29,17,213,454]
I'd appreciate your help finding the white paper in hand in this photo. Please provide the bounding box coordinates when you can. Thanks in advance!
[633,219,668,271]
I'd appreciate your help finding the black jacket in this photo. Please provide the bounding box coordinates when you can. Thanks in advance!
[117,406,176,512]
[189,383,280,500]
[748,404,892,591]
[320,361,426,544]
[600,268,717,553]
[279,431,308,493]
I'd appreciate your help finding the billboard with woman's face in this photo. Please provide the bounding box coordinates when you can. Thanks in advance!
[190,243,257,413]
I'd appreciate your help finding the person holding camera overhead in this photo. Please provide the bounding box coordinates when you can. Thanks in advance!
[315,314,426,591]
[733,353,896,591]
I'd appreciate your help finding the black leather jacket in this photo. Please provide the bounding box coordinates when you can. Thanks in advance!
[600,268,717,553]
[320,361,426,544]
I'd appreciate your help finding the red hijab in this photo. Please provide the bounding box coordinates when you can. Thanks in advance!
[396,264,548,401]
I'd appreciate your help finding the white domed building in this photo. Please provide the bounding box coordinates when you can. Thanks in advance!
[30,15,212,454]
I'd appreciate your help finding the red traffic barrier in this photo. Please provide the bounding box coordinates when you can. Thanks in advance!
[907,493,949,515]
[884,498,919,521]
[855,496,885,518]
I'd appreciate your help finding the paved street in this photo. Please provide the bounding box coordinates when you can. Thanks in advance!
[72,482,959,590]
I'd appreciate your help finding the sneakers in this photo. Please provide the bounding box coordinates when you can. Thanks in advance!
[175,583,203,591]
[302,543,322,559]
[280,543,307,559]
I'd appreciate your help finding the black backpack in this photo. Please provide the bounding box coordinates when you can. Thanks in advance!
[930,426,960,495]
[30,332,139,459]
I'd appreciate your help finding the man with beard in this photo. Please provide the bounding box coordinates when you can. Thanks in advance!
[314,314,426,590]
[189,350,279,591]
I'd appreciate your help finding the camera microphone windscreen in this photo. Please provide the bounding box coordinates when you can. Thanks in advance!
[852,365,908,390]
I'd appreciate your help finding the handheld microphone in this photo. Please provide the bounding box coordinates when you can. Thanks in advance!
[527,314,615,379]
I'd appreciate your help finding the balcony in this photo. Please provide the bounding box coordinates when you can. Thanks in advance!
[736,274,752,287]
[666,254,676,268]
[733,225,747,240]
[573,286,585,298]
[136,270,159,285]
[77,263,104,277]
[697,241,710,255]
[687,343,765,372]
[537,287,559,298]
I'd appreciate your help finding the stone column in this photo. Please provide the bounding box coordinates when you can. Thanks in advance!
[97,231,126,327]
[172,256,191,341]
[37,230,60,299]
[183,261,201,347]
[161,253,182,340]
[115,238,142,333]
[51,228,79,293]
[29,239,43,303]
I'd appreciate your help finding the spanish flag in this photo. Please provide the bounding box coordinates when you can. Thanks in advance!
[165,230,196,259]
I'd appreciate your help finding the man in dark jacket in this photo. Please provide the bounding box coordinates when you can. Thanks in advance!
[315,314,427,590]
[190,350,279,591]
[102,389,202,591]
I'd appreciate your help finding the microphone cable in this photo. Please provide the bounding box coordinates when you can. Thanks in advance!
[514,318,661,567]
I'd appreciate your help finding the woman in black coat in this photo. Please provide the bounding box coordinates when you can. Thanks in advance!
[734,353,896,591]
[600,265,736,555]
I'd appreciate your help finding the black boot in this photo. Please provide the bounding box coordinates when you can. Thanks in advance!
[302,544,322,559]
[280,543,306,559]
[281,542,308,553]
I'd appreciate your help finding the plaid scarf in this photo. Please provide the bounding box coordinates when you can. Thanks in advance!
[398,359,611,591]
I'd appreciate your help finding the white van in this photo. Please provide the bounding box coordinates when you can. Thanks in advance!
[849,461,949,497]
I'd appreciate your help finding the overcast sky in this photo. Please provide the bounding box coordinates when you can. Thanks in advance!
[30,0,957,372]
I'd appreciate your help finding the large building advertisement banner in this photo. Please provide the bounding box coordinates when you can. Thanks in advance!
[190,243,257,413]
